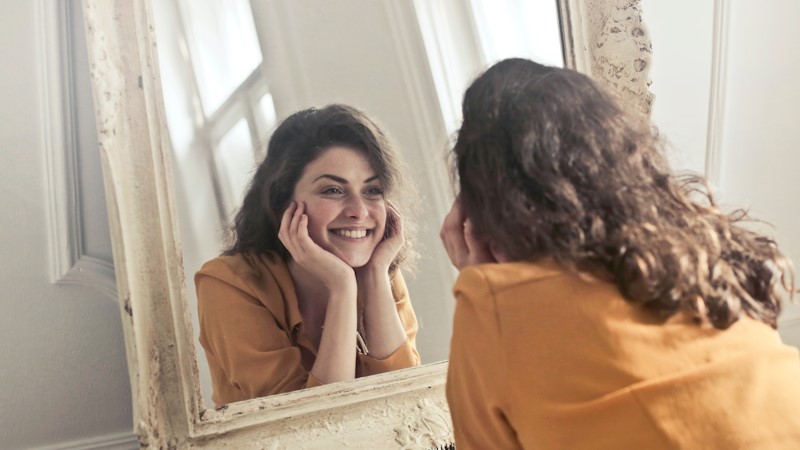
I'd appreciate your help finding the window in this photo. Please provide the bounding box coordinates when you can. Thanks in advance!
[153,0,277,222]
[414,0,564,134]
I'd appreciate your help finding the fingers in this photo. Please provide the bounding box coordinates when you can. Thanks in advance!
[279,201,313,259]
[440,199,500,269]
[278,202,297,252]
[384,202,404,241]
[289,202,304,250]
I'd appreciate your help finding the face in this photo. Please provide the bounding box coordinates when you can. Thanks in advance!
[292,146,387,268]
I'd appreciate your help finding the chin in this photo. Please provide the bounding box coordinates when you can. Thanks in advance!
[329,246,377,269]
[338,254,372,268]
[323,238,379,269]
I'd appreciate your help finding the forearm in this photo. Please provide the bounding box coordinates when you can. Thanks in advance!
[310,287,358,384]
[358,267,408,359]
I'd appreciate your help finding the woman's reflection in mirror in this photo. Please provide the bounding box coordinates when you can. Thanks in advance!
[196,104,420,406]
[441,58,800,448]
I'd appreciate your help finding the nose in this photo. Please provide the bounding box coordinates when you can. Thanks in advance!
[343,194,369,219]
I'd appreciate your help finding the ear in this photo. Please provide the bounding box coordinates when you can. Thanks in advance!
[490,241,511,263]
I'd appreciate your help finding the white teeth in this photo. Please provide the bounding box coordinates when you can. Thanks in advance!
[333,229,367,238]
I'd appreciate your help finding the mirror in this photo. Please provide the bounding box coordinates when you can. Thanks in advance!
[149,0,566,407]
[82,0,652,446]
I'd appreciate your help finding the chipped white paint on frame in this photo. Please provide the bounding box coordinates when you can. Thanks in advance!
[562,0,654,116]
[81,0,653,447]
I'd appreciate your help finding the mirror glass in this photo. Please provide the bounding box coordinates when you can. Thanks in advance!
[150,0,564,407]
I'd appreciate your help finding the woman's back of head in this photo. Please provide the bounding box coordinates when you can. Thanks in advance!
[454,58,794,329]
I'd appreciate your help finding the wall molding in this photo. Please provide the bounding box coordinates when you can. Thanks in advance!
[33,431,138,450]
[704,0,730,188]
[38,0,117,300]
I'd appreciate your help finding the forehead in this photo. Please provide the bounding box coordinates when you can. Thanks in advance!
[301,146,377,180]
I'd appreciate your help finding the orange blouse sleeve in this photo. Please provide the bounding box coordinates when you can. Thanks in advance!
[357,271,421,376]
[196,259,316,405]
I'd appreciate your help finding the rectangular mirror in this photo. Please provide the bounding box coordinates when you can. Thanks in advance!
[81,0,653,446]
[150,0,566,408]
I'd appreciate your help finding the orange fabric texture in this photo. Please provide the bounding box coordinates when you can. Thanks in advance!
[447,260,800,449]
[196,252,420,406]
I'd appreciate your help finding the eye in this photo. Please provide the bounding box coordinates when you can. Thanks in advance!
[364,186,384,198]
[321,186,344,196]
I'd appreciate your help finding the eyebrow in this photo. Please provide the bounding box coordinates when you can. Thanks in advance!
[312,174,380,184]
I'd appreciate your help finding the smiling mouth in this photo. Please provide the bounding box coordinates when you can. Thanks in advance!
[331,229,371,239]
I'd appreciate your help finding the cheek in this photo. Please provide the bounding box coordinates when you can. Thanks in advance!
[301,201,335,234]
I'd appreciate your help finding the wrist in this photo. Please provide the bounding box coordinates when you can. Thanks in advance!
[325,281,357,305]
[323,268,357,292]
[356,263,390,281]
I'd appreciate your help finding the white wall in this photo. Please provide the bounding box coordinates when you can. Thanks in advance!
[0,0,135,448]
[646,0,800,345]
[719,0,800,341]
[646,0,714,175]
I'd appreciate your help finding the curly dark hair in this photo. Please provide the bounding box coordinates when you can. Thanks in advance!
[453,58,794,329]
[224,104,416,273]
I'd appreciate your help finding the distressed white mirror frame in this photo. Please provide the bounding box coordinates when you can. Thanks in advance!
[82,0,653,447]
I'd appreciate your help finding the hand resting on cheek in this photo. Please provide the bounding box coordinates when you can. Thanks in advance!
[439,197,508,270]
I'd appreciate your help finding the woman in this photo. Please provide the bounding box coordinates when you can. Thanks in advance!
[196,104,420,406]
[441,59,800,449]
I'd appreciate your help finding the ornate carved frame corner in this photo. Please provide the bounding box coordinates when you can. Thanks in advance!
[560,0,654,116]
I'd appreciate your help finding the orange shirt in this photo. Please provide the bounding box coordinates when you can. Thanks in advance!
[196,252,420,406]
[447,260,800,449]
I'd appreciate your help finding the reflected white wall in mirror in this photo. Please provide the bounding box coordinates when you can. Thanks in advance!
[151,0,564,407]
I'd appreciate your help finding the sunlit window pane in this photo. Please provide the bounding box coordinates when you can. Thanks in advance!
[151,1,197,160]
[214,119,256,216]
[180,0,262,114]
[259,92,278,132]
[471,0,564,67]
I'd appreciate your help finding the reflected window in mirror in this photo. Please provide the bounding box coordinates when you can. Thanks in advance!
[179,0,261,114]
[470,0,564,67]
[153,0,276,223]
[415,0,564,133]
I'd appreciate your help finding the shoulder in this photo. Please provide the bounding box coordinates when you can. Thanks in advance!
[454,259,568,299]
[195,252,297,324]
[453,260,628,327]
[196,252,290,294]
[198,252,284,278]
